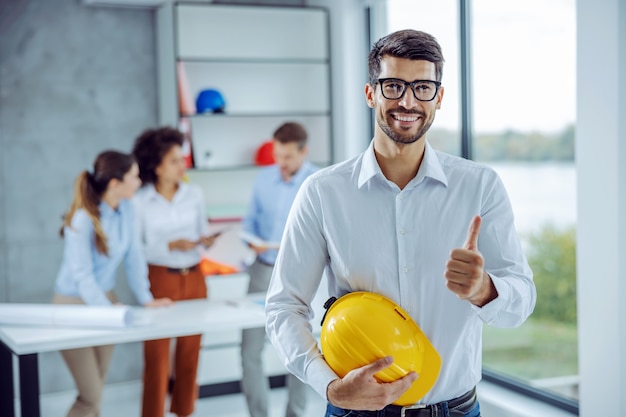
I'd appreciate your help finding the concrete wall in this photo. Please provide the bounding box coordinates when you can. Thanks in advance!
[0,0,159,394]
[0,0,304,395]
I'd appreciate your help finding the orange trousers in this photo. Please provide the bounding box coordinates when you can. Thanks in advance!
[142,264,207,417]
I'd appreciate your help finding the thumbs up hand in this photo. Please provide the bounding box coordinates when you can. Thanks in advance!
[445,215,498,307]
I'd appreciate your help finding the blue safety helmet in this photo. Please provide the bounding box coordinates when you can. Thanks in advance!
[195,89,226,113]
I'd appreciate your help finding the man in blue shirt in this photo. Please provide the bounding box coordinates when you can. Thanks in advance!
[240,122,318,417]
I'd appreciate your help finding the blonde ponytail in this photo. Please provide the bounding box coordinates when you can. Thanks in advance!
[60,170,109,255]
[60,151,135,256]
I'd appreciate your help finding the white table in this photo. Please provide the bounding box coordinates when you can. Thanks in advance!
[0,297,266,417]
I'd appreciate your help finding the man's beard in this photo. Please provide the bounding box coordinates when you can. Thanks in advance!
[377,109,434,145]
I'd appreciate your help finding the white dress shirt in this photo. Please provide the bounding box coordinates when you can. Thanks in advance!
[133,182,209,269]
[265,140,536,405]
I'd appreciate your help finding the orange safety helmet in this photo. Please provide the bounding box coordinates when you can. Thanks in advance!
[254,140,275,166]
[320,292,441,405]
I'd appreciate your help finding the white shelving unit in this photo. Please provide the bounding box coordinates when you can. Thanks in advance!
[156,2,332,391]
[158,3,332,172]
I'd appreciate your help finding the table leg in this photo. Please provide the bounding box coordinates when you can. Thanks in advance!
[19,354,40,417]
[0,341,15,417]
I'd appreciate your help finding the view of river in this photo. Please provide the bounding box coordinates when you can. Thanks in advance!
[487,162,577,237]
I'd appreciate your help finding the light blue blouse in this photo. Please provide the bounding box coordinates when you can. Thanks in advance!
[54,199,154,306]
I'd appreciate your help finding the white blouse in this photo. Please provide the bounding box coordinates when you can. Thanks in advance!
[133,182,209,269]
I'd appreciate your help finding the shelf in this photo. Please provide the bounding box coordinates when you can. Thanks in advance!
[177,57,329,65]
[159,2,332,213]
[206,204,248,221]
[187,160,331,173]
[181,112,331,119]
[188,114,332,169]
[176,4,328,61]
[189,165,262,173]
[180,61,330,114]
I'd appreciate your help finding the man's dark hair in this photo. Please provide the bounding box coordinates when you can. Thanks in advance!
[368,29,445,85]
[273,122,308,150]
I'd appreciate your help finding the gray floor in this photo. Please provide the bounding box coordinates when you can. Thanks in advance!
[38,380,328,417]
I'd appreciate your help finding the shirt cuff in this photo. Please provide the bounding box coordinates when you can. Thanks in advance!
[304,355,339,402]
[472,274,510,324]
[135,292,154,306]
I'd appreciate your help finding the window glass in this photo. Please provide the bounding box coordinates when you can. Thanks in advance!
[386,0,578,402]
[386,0,461,155]
[472,0,578,401]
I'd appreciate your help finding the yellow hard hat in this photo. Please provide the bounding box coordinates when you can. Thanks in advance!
[320,291,441,406]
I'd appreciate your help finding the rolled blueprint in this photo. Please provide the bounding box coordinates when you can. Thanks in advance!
[0,304,146,328]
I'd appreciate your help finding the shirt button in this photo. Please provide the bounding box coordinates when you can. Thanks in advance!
[400,229,405,235]
[403,267,409,273]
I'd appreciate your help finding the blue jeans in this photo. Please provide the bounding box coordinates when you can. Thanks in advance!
[324,401,481,417]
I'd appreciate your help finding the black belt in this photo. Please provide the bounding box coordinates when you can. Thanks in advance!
[166,265,198,275]
[384,388,477,417]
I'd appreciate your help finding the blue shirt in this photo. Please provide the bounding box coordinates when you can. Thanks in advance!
[266,140,536,404]
[242,161,318,265]
[54,199,154,306]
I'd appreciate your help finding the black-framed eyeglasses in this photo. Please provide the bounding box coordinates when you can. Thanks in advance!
[376,78,441,102]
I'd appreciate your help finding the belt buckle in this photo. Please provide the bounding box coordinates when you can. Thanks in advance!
[180,267,190,275]
[400,403,428,417]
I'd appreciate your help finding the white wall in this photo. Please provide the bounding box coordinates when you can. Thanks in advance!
[187,0,372,215]
[306,0,372,162]
[0,0,159,393]
[576,0,626,414]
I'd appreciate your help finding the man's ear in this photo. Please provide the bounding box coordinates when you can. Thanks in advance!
[435,85,445,110]
[365,83,376,108]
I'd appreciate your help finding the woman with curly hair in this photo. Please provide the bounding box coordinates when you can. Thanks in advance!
[132,127,217,417]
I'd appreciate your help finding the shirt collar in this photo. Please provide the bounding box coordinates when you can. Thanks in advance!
[412,141,448,188]
[144,183,160,200]
[272,161,312,185]
[99,200,120,217]
[358,139,448,189]
[143,182,189,201]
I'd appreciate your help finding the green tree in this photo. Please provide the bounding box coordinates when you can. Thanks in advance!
[526,224,577,324]
[472,124,575,162]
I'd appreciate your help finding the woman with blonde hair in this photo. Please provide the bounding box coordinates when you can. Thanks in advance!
[53,150,171,417]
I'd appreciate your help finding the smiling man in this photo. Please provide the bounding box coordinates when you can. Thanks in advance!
[265,30,536,417]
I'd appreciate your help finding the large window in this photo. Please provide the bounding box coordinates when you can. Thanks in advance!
[386,0,461,156]
[386,0,578,406]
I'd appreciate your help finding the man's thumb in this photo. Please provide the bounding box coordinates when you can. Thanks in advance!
[364,356,394,375]
[463,215,482,251]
